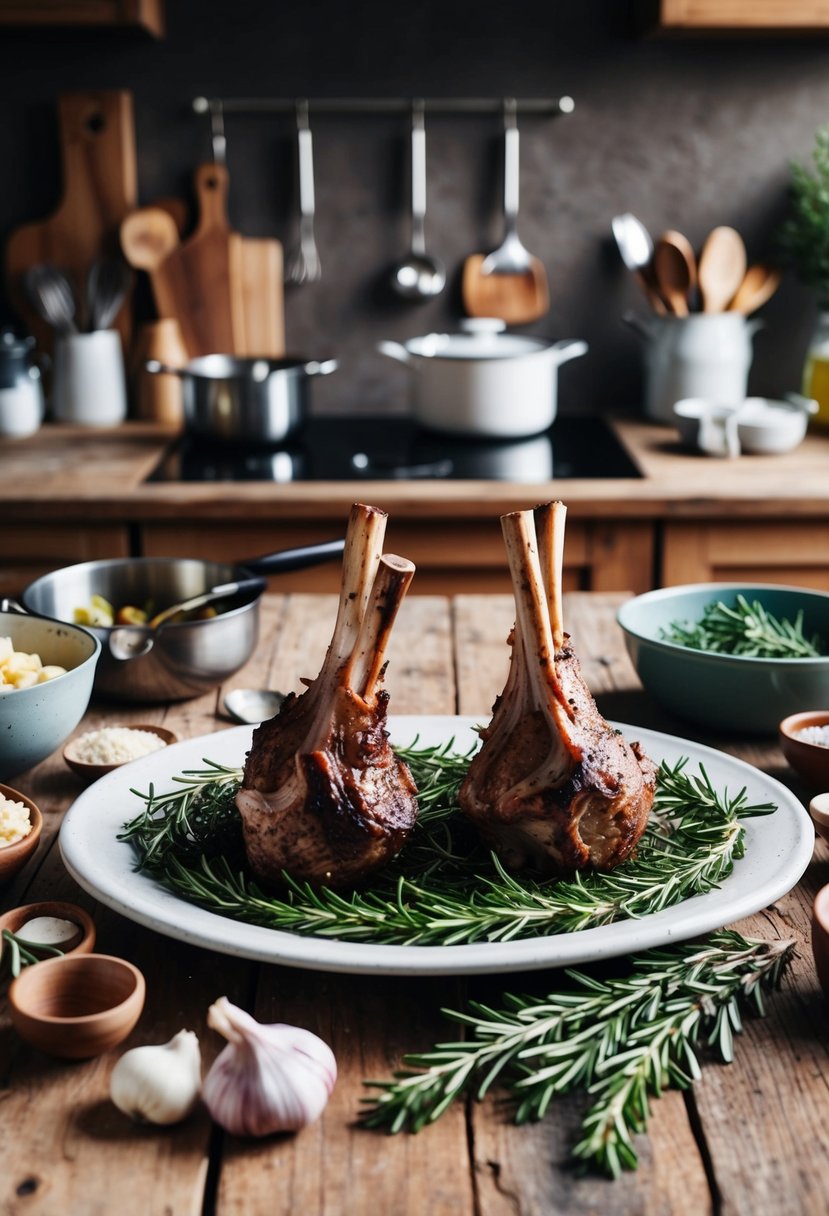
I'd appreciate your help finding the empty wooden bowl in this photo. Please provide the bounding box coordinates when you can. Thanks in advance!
[63,724,178,782]
[0,785,42,884]
[779,711,829,789]
[0,900,96,970]
[812,884,829,998]
[8,953,145,1058]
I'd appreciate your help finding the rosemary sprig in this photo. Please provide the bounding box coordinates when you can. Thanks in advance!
[119,746,775,948]
[661,594,824,658]
[361,931,795,1177]
[0,928,67,979]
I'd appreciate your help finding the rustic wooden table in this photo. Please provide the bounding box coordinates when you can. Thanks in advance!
[1,593,827,1215]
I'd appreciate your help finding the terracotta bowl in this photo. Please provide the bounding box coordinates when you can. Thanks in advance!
[778,711,829,789]
[63,724,178,782]
[812,884,829,998]
[8,952,146,1058]
[0,900,96,969]
[0,785,43,884]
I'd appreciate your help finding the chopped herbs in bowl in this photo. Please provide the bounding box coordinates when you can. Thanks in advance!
[617,583,829,734]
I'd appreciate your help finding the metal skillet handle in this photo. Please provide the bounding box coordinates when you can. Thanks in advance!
[244,538,346,576]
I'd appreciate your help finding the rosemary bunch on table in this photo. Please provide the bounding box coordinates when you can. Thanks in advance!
[119,742,775,947]
[361,931,795,1177]
[661,594,824,658]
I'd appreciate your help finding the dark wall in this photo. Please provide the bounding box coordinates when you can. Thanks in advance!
[1,1,828,416]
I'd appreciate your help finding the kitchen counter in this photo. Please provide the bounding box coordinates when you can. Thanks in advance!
[1,591,826,1215]
[2,417,829,594]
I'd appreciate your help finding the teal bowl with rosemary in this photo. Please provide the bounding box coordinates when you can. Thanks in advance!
[617,583,829,735]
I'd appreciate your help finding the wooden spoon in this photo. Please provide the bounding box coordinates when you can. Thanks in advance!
[728,264,782,315]
[697,226,747,313]
[653,230,697,316]
[120,207,187,334]
[120,207,180,272]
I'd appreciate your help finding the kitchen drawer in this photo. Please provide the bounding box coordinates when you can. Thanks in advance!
[0,524,130,598]
[140,519,655,596]
[662,521,829,589]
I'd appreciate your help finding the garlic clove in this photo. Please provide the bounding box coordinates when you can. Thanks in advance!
[202,996,337,1138]
[110,1028,202,1125]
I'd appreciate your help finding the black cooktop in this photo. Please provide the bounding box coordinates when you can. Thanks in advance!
[146,415,641,484]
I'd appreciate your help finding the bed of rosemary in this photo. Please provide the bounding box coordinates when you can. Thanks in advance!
[120,739,792,1175]
[121,738,776,947]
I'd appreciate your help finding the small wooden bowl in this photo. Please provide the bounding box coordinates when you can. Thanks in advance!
[0,785,43,884]
[812,884,829,998]
[63,724,178,782]
[8,952,146,1058]
[0,900,96,969]
[779,711,829,790]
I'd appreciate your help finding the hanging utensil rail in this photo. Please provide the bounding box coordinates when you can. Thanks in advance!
[194,96,574,164]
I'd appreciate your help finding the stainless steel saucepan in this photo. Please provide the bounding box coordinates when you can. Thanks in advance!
[146,354,338,444]
[21,539,345,702]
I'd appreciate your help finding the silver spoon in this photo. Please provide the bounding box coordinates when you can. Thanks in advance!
[108,576,266,661]
[611,212,667,314]
[223,688,287,724]
[390,100,445,299]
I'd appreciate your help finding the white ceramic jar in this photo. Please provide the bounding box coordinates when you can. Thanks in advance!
[52,330,128,427]
[630,312,762,425]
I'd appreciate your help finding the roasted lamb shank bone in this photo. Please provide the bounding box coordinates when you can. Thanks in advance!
[459,501,655,873]
[236,503,419,888]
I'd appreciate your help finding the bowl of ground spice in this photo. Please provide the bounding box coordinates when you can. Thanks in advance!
[778,711,829,790]
[64,723,178,782]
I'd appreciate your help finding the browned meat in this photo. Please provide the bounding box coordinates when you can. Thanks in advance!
[236,503,418,889]
[459,501,655,875]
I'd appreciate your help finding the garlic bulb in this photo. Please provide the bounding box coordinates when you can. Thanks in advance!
[202,996,337,1137]
[110,1029,202,1125]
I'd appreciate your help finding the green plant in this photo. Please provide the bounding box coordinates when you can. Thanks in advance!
[780,124,829,303]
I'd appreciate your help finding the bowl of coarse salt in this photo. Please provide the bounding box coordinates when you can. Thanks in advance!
[778,711,829,791]
[63,724,178,782]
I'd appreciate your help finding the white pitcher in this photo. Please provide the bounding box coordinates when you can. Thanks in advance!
[625,312,762,425]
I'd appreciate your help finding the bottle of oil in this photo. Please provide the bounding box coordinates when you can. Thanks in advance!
[802,310,829,426]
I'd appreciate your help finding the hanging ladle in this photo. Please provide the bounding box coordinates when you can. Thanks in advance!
[390,99,445,299]
[108,576,268,661]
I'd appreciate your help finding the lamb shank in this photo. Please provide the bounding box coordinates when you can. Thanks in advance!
[236,503,418,889]
[459,501,655,875]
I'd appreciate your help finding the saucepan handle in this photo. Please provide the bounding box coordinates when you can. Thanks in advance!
[243,538,346,576]
[145,359,185,377]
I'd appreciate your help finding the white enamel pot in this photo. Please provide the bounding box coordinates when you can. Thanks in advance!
[377,318,587,438]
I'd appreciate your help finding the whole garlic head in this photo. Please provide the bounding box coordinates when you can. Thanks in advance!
[202,996,337,1137]
[110,1029,202,1125]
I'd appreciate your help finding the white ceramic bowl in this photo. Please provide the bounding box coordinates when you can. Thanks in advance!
[674,396,815,457]
[0,610,101,780]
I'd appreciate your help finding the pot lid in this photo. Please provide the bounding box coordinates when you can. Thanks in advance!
[405,318,547,361]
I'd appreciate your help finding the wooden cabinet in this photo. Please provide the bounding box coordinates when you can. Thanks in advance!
[139,519,656,596]
[0,524,131,599]
[661,520,829,588]
[642,0,829,30]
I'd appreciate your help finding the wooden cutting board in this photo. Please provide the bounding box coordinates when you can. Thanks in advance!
[5,90,137,350]
[229,234,285,358]
[163,163,237,357]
